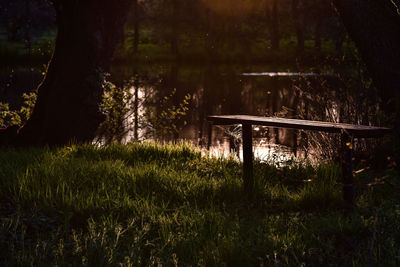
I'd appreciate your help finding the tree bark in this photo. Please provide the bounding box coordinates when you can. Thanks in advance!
[133,0,140,54]
[292,0,304,54]
[332,0,400,126]
[170,0,180,58]
[2,0,132,146]
[24,0,31,50]
[314,2,323,52]
[269,0,280,51]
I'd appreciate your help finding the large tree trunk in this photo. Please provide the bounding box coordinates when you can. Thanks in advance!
[332,0,400,127]
[3,0,132,146]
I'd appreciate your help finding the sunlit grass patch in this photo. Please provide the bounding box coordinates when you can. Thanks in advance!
[0,142,399,266]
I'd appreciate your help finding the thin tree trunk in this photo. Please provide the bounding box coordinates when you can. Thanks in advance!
[314,23,321,51]
[133,0,139,54]
[24,0,31,50]
[270,0,280,51]
[335,30,345,54]
[2,0,132,146]
[205,8,219,61]
[292,0,304,54]
[133,72,139,140]
[7,21,19,42]
[314,6,323,52]
[170,0,179,58]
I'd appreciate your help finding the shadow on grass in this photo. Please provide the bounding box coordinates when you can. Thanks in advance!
[0,143,399,266]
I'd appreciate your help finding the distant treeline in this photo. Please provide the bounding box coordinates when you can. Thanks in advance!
[0,0,352,63]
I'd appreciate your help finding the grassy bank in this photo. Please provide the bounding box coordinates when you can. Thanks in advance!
[0,143,399,266]
[0,35,358,66]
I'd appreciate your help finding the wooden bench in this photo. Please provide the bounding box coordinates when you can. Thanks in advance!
[207,115,393,205]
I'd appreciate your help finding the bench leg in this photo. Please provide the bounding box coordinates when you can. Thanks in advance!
[242,124,254,193]
[341,133,355,206]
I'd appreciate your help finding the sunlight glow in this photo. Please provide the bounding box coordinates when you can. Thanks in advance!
[199,0,269,17]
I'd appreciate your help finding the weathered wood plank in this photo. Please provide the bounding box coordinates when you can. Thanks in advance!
[207,115,392,138]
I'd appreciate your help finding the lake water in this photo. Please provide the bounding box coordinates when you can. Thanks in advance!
[1,63,380,163]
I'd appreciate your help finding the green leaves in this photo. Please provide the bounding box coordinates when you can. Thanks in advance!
[148,89,192,139]
[0,92,37,128]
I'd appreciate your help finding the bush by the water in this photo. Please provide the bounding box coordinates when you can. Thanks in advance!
[0,143,399,266]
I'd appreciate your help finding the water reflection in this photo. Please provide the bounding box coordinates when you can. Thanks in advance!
[108,63,361,163]
[207,132,297,165]
[124,85,147,141]
[1,64,379,164]
[241,72,317,77]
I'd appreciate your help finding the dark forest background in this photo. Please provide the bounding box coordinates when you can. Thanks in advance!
[0,0,354,65]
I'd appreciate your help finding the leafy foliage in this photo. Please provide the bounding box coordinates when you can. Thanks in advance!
[0,92,37,128]
[146,88,191,139]
[98,75,191,144]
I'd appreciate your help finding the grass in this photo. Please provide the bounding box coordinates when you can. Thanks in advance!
[115,39,354,66]
[0,142,399,266]
[0,31,358,67]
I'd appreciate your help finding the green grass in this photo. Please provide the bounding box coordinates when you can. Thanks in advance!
[0,142,399,266]
[1,31,358,67]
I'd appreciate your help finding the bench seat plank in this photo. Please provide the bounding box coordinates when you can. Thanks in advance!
[208,115,392,138]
